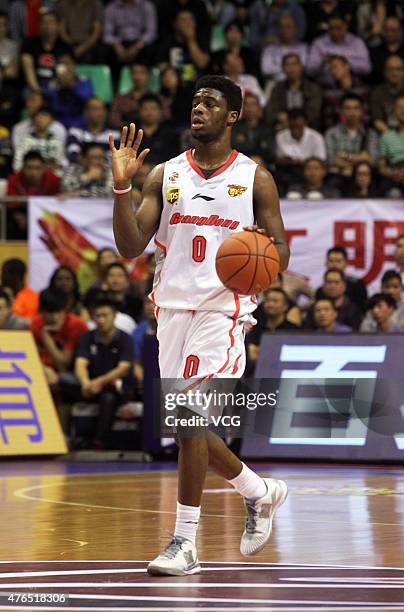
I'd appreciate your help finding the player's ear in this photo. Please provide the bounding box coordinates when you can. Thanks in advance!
[227,110,239,126]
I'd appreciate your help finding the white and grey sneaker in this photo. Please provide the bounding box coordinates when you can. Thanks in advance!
[240,478,288,556]
[147,536,201,576]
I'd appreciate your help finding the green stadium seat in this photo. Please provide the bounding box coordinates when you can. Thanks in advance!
[210,24,226,52]
[75,65,113,103]
[118,66,161,96]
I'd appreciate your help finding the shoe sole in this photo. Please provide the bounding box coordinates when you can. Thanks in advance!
[147,563,201,576]
[241,478,288,557]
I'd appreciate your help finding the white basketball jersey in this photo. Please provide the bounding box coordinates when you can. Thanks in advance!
[151,149,258,317]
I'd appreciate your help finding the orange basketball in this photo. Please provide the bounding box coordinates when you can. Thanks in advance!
[215,230,280,295]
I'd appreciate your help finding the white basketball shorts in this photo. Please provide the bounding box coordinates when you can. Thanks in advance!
[156,308,249,380]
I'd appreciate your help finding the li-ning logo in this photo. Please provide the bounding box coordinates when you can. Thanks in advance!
[270,345,387,447]
[166,187,180,205]
[228,184,247,197]
[192,193,215,202]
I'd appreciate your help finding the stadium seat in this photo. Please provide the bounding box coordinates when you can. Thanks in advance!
[75,65,113,103]
[210,24,226,52]
[118,66,161,96]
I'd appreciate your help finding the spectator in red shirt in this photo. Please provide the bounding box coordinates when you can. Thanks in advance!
[7,150,60,239]
[30,288,87,386]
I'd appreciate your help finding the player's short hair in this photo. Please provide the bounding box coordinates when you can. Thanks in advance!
[23,150,45,164]
[0,10,7,20]
[0,288,11,306]
[194,75,243,117]
[367,292,397,310]
[324,267,346,282]
[327,246,347,259]
[106,262,129,277]
[381,269,402,285]
[39,288,69,313]
[315,297,337,311]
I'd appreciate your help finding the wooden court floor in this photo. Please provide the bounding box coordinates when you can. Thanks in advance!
[0,460,403,611]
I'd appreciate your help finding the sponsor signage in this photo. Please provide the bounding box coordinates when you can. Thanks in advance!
[29,198,404,294]
[241,333,404,460]
[0,332,67,456]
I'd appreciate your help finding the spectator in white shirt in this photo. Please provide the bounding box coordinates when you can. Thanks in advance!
[12,90,66,151]
[222,51,266,107]
[13,107,65,173]
[261,14,308,82]
[275,109,326,190]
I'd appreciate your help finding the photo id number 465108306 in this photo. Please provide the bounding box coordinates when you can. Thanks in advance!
[3,592,69,606]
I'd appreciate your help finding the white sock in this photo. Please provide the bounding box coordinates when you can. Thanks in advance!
[174,501,200,545]
[228,462,267,500]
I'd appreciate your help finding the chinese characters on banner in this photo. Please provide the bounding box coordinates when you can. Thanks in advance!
[0,332,67,456]
[28,198,404,295]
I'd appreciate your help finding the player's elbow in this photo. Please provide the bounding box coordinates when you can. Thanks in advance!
[116,242,142,259]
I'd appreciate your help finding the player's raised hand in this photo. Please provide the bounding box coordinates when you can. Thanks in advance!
[109,123,150,189]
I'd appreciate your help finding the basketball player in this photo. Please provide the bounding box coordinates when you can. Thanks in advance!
[109,75,290,576]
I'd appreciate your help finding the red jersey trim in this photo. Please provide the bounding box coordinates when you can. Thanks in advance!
[154,237,167,255]
[186,149,239,180]
[178,293,241,391]
[216,292,240,374]
[231,353,242,376]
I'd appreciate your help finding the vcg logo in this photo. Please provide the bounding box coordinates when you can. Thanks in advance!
[270,345,387,446]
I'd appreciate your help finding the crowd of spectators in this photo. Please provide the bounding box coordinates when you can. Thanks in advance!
[1,0,404,449]
[0,0,403,229]
[1,233,404,448]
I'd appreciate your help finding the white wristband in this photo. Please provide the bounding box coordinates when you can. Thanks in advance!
[113,185,132,195]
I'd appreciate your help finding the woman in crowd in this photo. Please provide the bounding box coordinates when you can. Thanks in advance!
[348,161,382,198]
[158,66,194,129]
[48,265,82,316]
